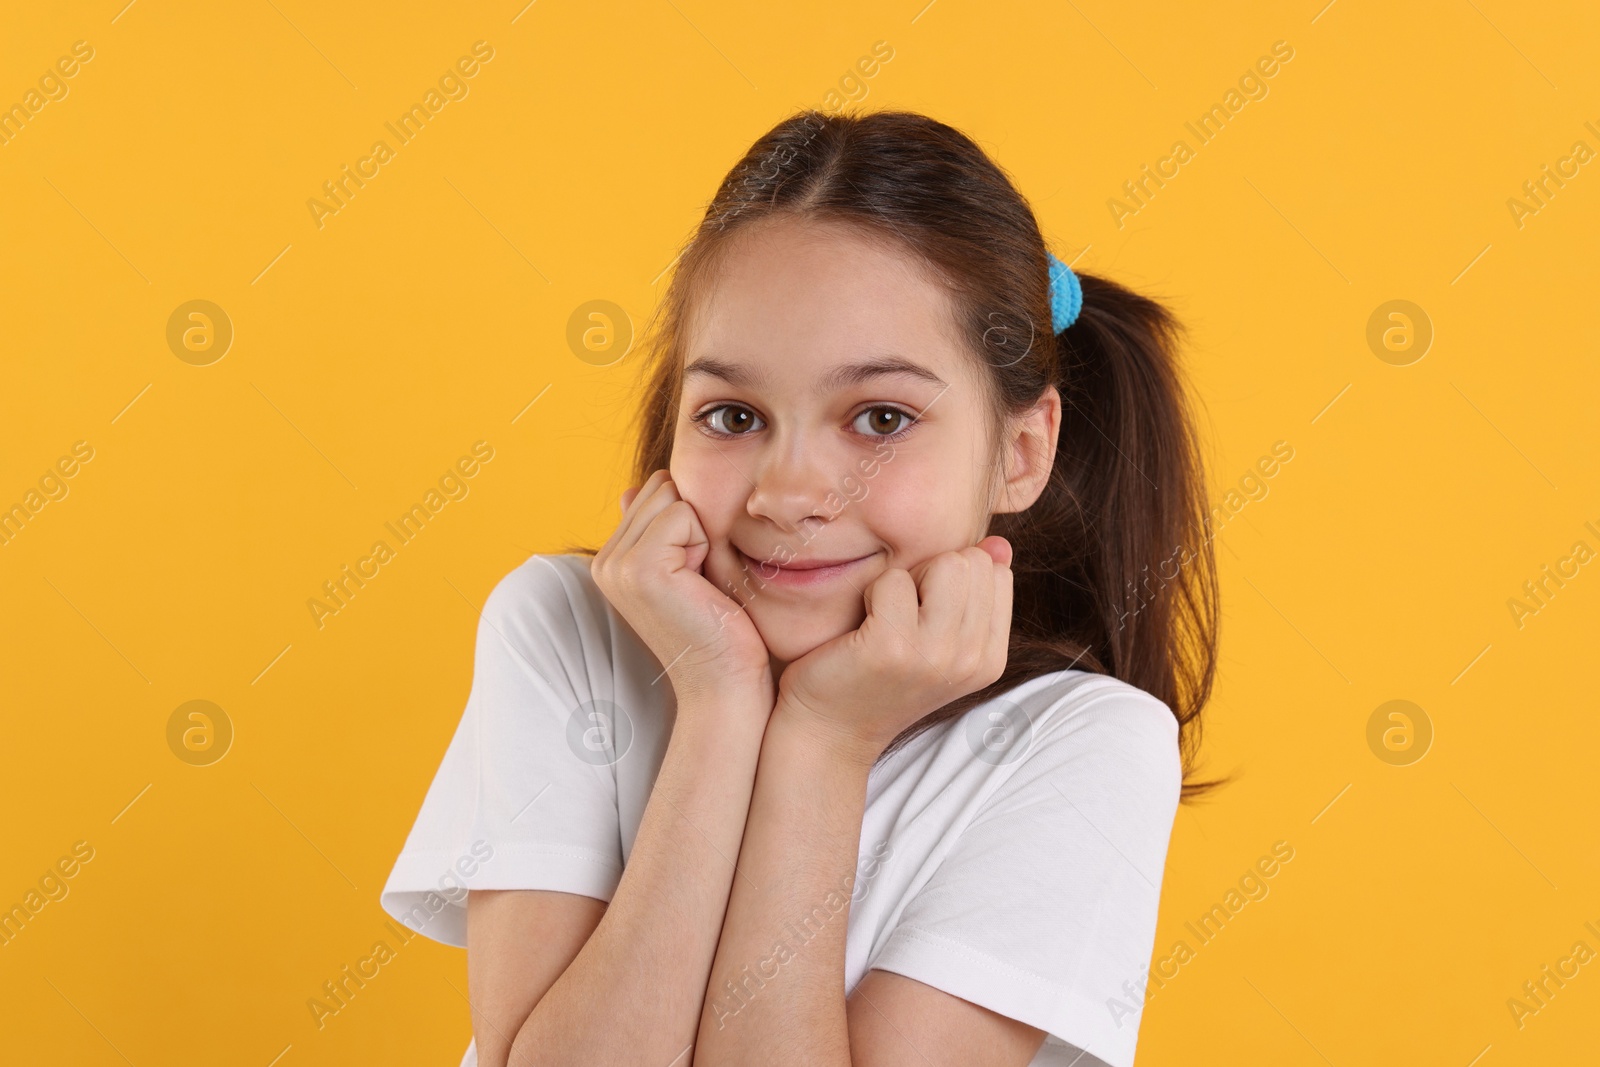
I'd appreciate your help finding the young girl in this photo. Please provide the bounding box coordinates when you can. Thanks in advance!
[381,109,1222,1067]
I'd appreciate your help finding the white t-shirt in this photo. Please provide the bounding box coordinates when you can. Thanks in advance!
[380,553,1182,1067]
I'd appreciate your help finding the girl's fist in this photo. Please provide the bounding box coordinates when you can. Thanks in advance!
[591,470,773,705]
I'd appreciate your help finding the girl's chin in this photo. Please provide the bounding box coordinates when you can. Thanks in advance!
[747,606,858,664]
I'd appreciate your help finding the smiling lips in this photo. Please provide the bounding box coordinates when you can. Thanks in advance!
[738,548,875,587]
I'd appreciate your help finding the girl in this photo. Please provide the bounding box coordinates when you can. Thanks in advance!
[381,109,1223,1067]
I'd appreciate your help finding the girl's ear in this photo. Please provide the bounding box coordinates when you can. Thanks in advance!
[993,386,1061,515]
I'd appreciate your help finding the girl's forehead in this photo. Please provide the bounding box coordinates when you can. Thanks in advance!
[684,220,970,383]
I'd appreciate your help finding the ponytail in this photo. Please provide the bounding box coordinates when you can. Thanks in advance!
[1030,274,1224,799]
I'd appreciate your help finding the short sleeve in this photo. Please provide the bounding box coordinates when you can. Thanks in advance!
[379,556,627,948]
[867,684,1182,1067]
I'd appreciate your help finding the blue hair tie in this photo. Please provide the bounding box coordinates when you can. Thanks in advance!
[1047,251,1082,333]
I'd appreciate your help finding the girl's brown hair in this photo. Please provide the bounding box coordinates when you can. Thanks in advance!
[621,108,1226,802]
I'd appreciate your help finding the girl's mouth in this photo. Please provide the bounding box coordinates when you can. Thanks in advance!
[737,548,876,588]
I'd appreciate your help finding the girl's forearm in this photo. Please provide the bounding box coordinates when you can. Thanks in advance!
[693,702,873,1067]
[510,691,768,1066]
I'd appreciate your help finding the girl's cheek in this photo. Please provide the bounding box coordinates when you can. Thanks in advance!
[667,442,704,497]
[864,464,967,550]
[838,467,871,505]
[670,454,737,532]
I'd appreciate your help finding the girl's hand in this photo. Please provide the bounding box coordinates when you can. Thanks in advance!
[591,470,774,705]
[773,536,1014,766]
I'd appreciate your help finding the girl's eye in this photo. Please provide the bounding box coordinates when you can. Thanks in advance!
[696,404,765,436]
[853,406,916,437]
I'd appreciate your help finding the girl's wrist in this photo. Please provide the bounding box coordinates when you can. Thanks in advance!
[670,664,773,709]
[671,676,776,744]
[769,695,882,771]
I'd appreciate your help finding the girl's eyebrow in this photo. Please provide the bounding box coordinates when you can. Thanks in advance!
[682,354,948,391]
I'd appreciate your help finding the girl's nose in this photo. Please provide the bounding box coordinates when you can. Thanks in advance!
[744,441,837,535]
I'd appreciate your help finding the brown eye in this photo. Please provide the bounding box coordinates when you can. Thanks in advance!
[854,406,912,436]
[703,405,764,435]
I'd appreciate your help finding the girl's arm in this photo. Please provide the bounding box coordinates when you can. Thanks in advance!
[472,470,781,1065]
[691,701,1045,1067]
[466,889,606,1065]
[476,686,768,1067]
[691,702,867,1062]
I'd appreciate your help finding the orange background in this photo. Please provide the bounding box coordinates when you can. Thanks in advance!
[1,1,1596,1063]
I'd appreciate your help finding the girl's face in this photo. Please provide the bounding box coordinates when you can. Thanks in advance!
[669,216,1045,668]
